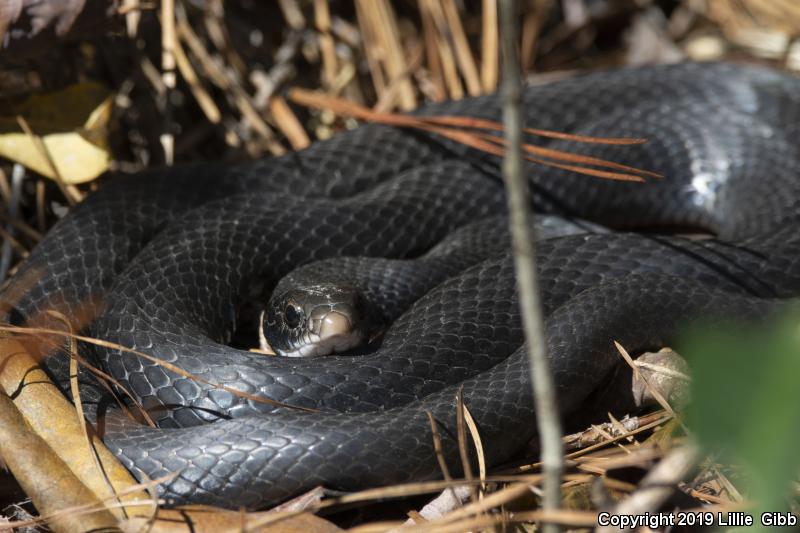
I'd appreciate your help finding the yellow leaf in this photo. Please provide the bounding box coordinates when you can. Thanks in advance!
[0,83,113,184]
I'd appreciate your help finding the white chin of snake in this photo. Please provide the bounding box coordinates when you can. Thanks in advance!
[288,330,363,357]
[258,310,363,357]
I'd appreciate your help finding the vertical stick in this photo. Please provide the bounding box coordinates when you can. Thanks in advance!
[160,0,176,165]
[0,164,23,284]
[498,1,563,532]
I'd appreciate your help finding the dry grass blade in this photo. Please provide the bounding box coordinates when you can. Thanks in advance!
[0,224,28,258]
[575,446,664,473]
[0,324,315,413]
[173,29,221,125]
[313,474,601,510]
[425,412,459,499]
[440,0,482,96]
[14,116,83,205]
[418,0,447,101]
[268,95,310,150]
[314,0,338,90]
[564,412,671,461]
[454,389,477,503]
[62,343,156,427]
[480,0,499,92]
[461,403,487,497]
[373,43,425,113]
[0,209,43,242]
[44,310,129,520]
[354,0,416,110]
[419,0,464,100]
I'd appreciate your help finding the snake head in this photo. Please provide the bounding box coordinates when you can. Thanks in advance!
[262,284,372,357]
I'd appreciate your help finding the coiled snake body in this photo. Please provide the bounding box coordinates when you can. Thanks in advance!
[6,63,800,508]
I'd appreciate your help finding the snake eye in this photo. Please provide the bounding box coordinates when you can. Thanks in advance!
[284,303,303,328]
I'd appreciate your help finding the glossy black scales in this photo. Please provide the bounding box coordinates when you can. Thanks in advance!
[4,62,800,508]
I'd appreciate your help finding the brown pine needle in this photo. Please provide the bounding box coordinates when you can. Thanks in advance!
[418,124,648,182]
[477,133,662,178]
[288,89,655,183]
[420,114,648,145]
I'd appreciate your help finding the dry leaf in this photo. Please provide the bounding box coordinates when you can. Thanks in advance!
[0,83,112,184]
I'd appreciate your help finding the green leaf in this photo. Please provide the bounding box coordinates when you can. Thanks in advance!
[681,309,800,527]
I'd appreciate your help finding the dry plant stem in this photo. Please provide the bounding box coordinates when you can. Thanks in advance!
[596,444,700,533]
[461,403,487,495]
[419,1,447,101]
[0,209,42,242]
[173,30,222,125]
[314,0,339,89]
[425,412,460,503]
[455,390,477,502]
[499,1,563,532]
[56,311,127,518]
[0,164,23,284]
[480,0,499,92]
[0,390,119,533]
[371,0,417,110]
[440,0,482,96]
[0,166,10,202]
[268,96,310,150]
[420,0,464,99]
[160,0,176,165]
[278,0,306,30]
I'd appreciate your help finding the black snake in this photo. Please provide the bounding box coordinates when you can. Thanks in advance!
[5,62,800,509]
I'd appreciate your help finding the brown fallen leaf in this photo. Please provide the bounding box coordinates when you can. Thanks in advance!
[0,83,112,184]
[0,389,119,533]
[0,337,151,519]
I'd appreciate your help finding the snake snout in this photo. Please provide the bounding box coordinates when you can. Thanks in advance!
[263,284,370,357]
[304,304,365,356]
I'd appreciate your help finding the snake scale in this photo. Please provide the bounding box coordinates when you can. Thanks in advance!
[5,62,800,508]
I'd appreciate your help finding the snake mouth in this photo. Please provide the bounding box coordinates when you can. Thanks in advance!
[300,309,363,356]
[260,304,368,357]
[281,311,365,357]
